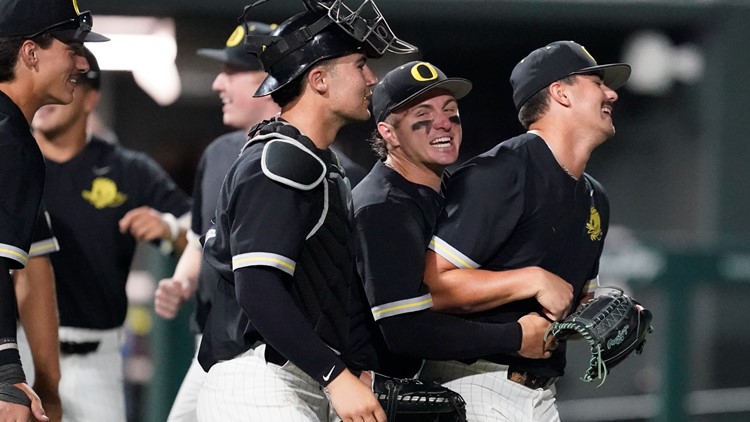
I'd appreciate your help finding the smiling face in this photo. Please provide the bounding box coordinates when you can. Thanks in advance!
[212,65,278,130]
[379,90,462,172]
[325,53,378,123]
[35,38,89,106]
[568,73,619,141]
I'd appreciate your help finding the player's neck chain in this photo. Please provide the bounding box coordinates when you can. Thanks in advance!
[533,133,578,181]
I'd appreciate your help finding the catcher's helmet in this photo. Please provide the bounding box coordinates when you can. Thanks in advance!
[241,0,417,96]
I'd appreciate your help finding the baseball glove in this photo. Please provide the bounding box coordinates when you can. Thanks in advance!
[371,372,467,421]
[545,287,654,387]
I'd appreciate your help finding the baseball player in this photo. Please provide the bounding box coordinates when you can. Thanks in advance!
[353,60,558,379]
[153,22,280,422]
[0,1,106,420]
[28,47,191,422]
[195,1,416,420]
[421,41,631,421]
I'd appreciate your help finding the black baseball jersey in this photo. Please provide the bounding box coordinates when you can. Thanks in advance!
[199,119,377,386]
[189,130,246,333]
[431,132,609,377]
[0,91,45,269]
[0,90,46,367]
[353,161,523,377]
[43,137,190,329]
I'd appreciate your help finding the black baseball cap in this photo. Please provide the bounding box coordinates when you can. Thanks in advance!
[372,61,472,123]
[510,40,630,110]
[80,46,100,90]
[196,23,275,71]
[0,0,108,43]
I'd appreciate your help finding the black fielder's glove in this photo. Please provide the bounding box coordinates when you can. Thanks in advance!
[545,287,654,386]
[371,373,467,422]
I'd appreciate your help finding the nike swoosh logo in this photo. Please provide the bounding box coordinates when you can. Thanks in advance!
[92,165,111,175]
[322,365,335,382]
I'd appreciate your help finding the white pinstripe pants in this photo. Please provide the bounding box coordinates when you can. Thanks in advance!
[197,344,340,421]
[19,326,126,422]
[420,359,560,422]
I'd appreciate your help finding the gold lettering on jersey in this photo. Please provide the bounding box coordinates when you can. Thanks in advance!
[226,26,245,48]
[410,62,439,82]
[82,177,127,209]
[580,46,597,64]
[72,0,80,15]
[586,207,602,241]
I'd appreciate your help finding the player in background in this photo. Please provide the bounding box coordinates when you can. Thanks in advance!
[29,47,190,422]
[422,41,631,421]
[195,0,416,420]
[153,21,280,422]
[0,1,107,420]
[353,60,556,379]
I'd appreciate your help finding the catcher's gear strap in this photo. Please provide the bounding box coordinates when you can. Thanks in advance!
[246,119,327,191]
[0,363,30,407]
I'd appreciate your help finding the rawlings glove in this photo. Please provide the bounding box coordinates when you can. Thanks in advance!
[545,287,654,386]
[371,372,467,421]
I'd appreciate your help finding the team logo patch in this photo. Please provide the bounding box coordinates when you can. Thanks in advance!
[586,206,602,241]
[82,177,127,209]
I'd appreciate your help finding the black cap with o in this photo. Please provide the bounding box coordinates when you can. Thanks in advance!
[510,40,631,111]
[196,23,275,71]
[372,61,472,124]
[0,0,108,43]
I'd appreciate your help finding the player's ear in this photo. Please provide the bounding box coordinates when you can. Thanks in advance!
[307,65,328,95]
[377,121,399,148]
[548,81,571,107]
[19,40,38,68]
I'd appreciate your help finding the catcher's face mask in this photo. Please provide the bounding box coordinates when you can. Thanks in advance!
[301,0,418,56]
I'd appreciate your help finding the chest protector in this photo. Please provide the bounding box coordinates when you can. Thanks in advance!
[250,119,356,354]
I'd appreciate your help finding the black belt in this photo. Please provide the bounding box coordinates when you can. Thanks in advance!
[60,341,100,355]
[507,367,558,390]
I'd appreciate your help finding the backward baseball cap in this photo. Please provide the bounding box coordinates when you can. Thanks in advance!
[196,23,275,71]
[0,0,108,43]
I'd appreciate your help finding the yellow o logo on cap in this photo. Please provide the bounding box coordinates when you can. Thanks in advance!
[580,45,597,64]
[226,26,246,48]
[410,62,439,82]
[72,0,81,15]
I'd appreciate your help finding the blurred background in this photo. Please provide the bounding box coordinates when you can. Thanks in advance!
[77,0,750,421]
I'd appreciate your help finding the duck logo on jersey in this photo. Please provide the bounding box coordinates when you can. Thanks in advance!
[586,206,602,241]
[82,177,127,209]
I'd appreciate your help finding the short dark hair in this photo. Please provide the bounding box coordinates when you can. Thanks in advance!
[269,57,337,108]
[517,75,576,129]
[0,33,53,82]
[367,113,401,161]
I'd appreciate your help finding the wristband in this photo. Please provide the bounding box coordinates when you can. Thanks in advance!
[0,363,30,407]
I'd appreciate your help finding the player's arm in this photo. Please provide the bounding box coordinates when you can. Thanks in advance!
[12,256,61,422]
[0,259,48,422]
[118,206,189,255]
[235,266,384,421]
[424,250,573,321]
[154,239,202,319]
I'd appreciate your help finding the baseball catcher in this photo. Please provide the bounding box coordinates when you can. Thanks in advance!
[545,287,654,386]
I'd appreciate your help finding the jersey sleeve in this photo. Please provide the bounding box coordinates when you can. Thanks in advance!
[134,153,191,220]
[0,145,43,268]
[225,159,313,276]
[430,154,526,269]
[189,152,208,239]
[28,204,59,258]
[355,202,432,321]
